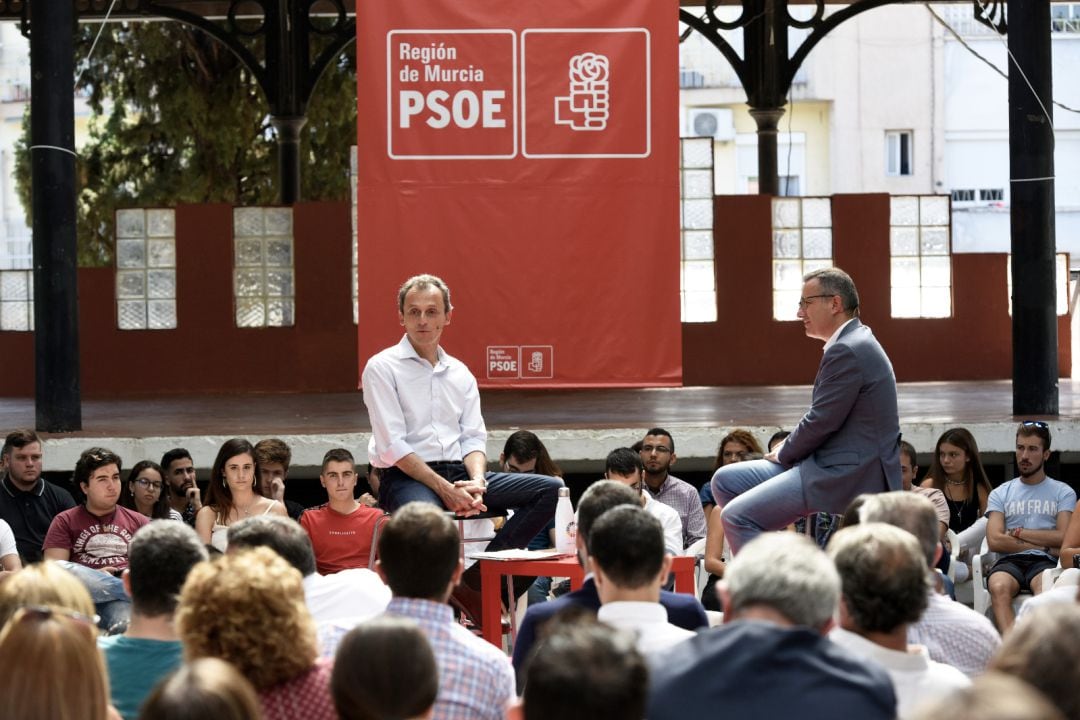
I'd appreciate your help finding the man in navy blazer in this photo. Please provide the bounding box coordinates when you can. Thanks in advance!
[712,267,901,555]
[511,480,708,688]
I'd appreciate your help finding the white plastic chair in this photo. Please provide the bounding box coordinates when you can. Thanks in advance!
[945,529,961,582]
[971,538,1035,620]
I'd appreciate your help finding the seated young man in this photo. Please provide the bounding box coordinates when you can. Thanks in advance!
[985,422,1075,633]
[44,447,149,574]
[43,447,150,632]
[301,448,387,574]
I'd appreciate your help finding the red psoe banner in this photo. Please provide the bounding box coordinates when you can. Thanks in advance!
[357,0,681,388]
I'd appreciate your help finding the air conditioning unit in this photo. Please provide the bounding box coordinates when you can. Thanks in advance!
[686,108,734,141]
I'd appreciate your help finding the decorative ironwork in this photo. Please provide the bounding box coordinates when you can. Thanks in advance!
[973,0,1008,34]
[18,1,356,203]
[679,0,919,194]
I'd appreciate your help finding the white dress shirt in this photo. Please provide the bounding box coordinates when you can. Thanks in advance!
[597,601,695,656]
[362,335,487,467]
[303,568,392,625]
[644,493,685,556]
[823,317,856,351]
[830,627,970,719]
[907,589,1000,677]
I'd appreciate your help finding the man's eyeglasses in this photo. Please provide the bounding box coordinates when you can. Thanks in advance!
[640,445,672,454]
[134,478,163,492]
[797,294,837,309]
[1021,421,1049,429]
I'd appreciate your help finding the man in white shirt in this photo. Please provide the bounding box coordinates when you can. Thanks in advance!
[604,448,683,555]
[860,491,1000,677]
[227,515,390,626]
[592,505,694,656]
[828,522,970,719]
[362,274,563,619]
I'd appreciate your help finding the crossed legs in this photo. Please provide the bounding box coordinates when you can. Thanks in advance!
[711,459,810,556]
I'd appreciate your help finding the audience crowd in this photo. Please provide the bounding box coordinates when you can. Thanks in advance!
[0,421,1078,720]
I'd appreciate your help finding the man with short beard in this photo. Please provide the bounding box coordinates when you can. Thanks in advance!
[985,422,1075,633]
[161,448,202,525]
[0,429,75,562]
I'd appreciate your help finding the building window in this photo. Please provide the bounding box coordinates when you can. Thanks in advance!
[1007,254,1069,316]
[979,188,1004,202]
[680,137,717,322]
[889,195,952,318]
[116,208,178,330]
[951,189,975,203]
[771,196,833,321]
[747,175,800,196]
[885,130,913,176]
[233,207,295,328]
[0,269,32,331]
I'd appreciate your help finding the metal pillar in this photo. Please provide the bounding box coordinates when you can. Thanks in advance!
[29,2,81,432]
[1007,0,1058,415]
[750,109,784,196]
[270,115,308,205]
[681,0,901,196]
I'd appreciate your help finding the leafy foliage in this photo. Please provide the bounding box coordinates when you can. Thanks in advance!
[15,20,356,266]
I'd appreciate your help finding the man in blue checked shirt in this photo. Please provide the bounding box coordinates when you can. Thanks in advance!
[360,502,516,720]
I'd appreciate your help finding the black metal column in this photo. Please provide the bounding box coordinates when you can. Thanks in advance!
[29,3,81,431]
[270,115,308,205]
[744,0,788,196]
[1008,0,1057,415]
[267,0,309,205]
[750,108,784,195]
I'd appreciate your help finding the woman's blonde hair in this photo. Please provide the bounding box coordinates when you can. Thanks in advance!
[177,546,317,691]
[0,561,96,628]
[0,606,108,720]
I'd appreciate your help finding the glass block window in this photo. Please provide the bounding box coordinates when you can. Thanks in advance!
[351,146,359,325]
[0,270,33,331]
[233,207,295,328]
[889,196,952,318]
[771,197,833,320]
[680,137,717,322]
[1007,254,1069,316]
[116,208,178,330]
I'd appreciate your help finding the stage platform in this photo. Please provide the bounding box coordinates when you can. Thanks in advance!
[2,379,1079,474]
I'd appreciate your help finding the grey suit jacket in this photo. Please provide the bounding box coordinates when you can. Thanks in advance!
[777,318,901,513]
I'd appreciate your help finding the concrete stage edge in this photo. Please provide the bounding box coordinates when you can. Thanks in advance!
[2,379,1078,473]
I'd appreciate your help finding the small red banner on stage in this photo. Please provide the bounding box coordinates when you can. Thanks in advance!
[356,0,681,388]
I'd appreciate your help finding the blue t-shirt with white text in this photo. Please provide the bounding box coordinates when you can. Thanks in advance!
[986,476,1076,557]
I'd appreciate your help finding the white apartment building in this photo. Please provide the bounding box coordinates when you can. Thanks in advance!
[679,3,1080,257]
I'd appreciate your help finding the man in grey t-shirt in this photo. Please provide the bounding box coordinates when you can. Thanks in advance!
[985,422,1076,632]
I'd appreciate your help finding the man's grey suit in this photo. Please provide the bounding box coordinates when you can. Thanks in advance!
[711,318,900,553]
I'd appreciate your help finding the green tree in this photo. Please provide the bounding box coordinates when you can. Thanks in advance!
[15,20,356,266]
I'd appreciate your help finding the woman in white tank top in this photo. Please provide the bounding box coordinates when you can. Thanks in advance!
[196,438,287,553]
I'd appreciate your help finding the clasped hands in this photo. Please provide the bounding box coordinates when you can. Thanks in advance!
[441,477,488,517]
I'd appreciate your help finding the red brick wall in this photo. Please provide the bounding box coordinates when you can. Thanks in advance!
[682,193,1071,385]
[0,195,1068,395]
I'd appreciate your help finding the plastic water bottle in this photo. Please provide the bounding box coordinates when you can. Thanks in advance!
[554,487,577,554]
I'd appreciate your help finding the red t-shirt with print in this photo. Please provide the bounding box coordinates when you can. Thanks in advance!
[43,505,149,570]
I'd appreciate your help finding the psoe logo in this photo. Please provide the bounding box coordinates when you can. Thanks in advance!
[554,52,610,131]
[520,345,554,379]
[486,346,520,379]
